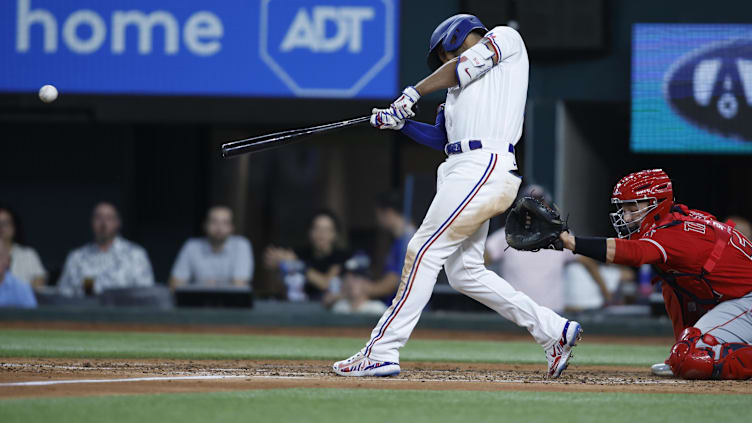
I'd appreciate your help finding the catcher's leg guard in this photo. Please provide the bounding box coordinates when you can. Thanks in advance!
[668,328,713,379]
[716,343,752,379]
[668,327,752,380]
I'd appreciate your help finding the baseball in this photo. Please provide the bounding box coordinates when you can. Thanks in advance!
[38,84,58,103]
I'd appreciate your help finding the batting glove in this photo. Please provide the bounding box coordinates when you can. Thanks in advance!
[370,108,405,130]
[391,86,420,119]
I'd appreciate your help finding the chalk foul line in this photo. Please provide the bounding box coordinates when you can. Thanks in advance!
[0,375,250,387]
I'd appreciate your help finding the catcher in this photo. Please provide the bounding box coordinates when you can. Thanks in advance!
[506,169,752,380]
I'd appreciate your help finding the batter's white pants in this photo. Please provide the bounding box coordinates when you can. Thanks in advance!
[363,150,568,363]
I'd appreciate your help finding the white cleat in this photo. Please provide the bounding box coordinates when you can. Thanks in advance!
[332,352,401,377]
[546,320,583,378]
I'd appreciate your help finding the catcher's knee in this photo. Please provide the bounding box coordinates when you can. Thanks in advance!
[668,327,752,380]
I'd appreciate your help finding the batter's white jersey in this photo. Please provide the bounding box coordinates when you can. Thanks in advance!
[353,24,567,366]
[444,26,529,153]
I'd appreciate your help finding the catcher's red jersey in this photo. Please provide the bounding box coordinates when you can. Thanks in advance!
[611,204,752,338]
[639,205,752,301]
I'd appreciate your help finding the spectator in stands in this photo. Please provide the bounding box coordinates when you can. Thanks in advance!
[327,253,388,315]
[365,192,415,303]
[485,185,610,313]
[564,262,635,311]
[726,215,752,240]
[0,242,37,308]
[0,206,46,289]
[58,202,154,297]
[169,206,253,289]
[264,210,349,301]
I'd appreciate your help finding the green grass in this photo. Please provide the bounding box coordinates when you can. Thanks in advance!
[1,388,749,423]
[0,331,735,423]
[0,329,668,366]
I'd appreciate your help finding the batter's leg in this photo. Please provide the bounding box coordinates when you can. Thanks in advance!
[333,153,530,376]
[443,220,567,348]
[363,163,497,362]
[361,153,510,363]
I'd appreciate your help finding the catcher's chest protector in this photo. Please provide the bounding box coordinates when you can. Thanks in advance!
[651,212,737,308]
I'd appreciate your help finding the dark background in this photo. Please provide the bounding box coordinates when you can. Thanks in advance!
[3,0,752,294]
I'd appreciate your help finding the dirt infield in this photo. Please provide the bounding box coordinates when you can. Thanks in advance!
[2,322,749,398]
[2,358,751,398]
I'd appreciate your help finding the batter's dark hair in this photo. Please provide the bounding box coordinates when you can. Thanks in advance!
[376,191,404,214]
[309,209,341,234]
[0,204,24,245]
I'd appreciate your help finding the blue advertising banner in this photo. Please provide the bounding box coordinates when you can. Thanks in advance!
[631,24,752,153]
[0,0,399,98]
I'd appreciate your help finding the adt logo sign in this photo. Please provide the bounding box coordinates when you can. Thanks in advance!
[665,39,752,141]
[260,0,395,98]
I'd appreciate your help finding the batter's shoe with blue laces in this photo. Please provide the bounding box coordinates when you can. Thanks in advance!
[546,320,583,378]
[332,352,400,377]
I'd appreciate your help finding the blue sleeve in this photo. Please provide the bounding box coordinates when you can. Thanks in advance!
[20,282,37,308]
[384,236,409,275]
[399,107,448,151]
[384,242,402,275]
[5,275,37,308]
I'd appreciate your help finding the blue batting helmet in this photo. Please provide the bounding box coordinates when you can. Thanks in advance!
[427,14,487,70]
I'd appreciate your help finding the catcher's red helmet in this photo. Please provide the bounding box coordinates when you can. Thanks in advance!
[610,169,673,239]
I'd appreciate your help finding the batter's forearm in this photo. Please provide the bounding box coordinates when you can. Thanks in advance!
[415,58,460,96]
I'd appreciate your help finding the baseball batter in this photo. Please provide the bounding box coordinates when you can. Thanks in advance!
[332,14,582,378]
[556,169,752,379]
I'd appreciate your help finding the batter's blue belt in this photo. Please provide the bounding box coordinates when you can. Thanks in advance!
[444,140,515,156]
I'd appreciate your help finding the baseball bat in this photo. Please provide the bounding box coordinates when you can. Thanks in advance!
[221,115,371,158]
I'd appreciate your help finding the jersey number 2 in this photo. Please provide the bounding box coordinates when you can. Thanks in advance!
[730,231,752,260]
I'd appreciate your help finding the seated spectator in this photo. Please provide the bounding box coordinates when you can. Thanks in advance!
[726,215,752,240]
[0,242,37,308]
[564,262,635,311]
[169,206,253,289]
[265,210,349,301]
[366,192,415,303]
[58,202,154,297]
[485,185,610,313]
[328,253,388,315]
[0,206,47,289]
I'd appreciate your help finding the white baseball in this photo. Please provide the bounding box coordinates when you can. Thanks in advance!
[39,84,58,103]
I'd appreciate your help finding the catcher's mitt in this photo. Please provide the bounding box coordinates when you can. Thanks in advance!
[505,196,568,251]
